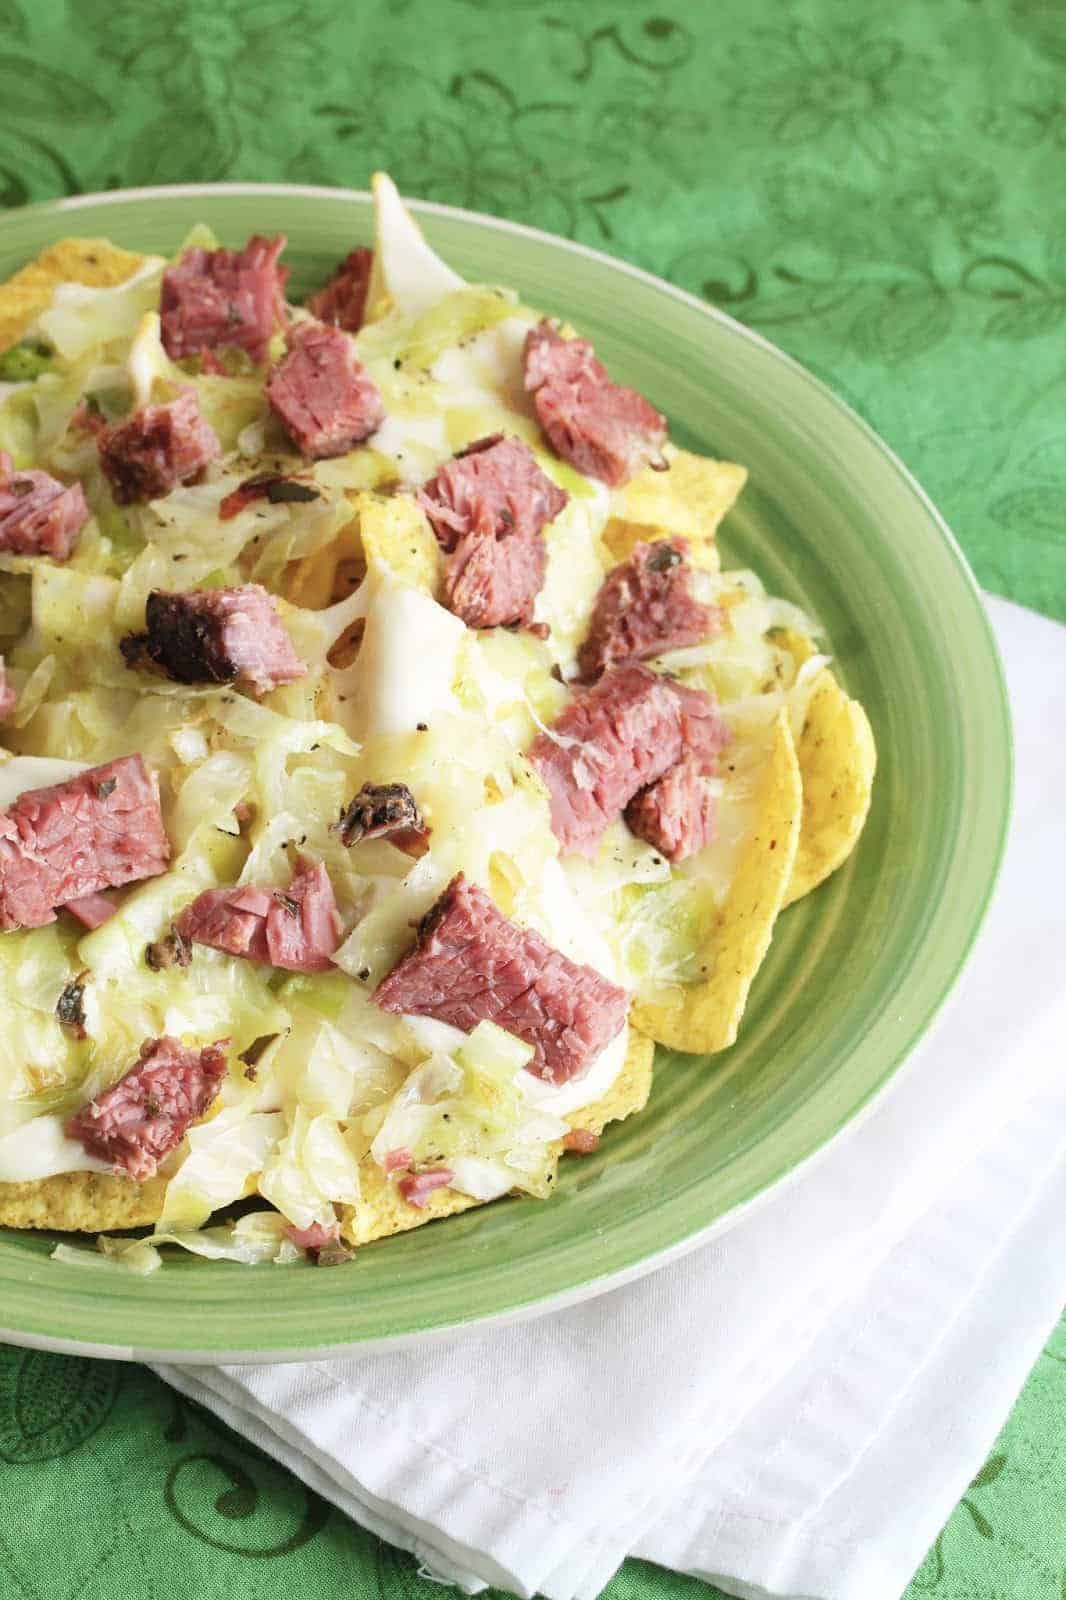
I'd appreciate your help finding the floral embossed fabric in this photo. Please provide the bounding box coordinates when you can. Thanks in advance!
[0,1,1063,1596]
[0,0,1062,618]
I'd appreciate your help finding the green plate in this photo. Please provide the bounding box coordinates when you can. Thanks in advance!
[0,185,1011,1362]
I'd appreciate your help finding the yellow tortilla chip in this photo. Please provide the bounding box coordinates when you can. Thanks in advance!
[565,1027,655,1138]
[350,489,443,595]
[284,542,359,611]
[341,1155,483,1247]
[0,1171,165,1232]
[285,489,442,613]
[604,447,747,571]
[0,238,145,352]
[784,667,876,906]
[634,710,802,1054]
[340,1026,656,1248]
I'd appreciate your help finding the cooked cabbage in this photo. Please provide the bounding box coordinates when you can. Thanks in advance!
[366,1021,566,1199]
[0,182,827,1255]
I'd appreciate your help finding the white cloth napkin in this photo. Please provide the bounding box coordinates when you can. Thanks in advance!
[156,594,1066,1600]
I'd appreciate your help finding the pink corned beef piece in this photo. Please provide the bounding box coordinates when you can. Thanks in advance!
[266,321,384,459]
[418,434,568,628]
[523,320,667,488]
[528,664,730,858]
[383,1147,414,1173]
[0,755,170,931]
[175,856,342,974]
[161,235,289,363]
[98,391,221,504]
[577,538,720,681]
[65,1035,229,1181]
[398,1169,455,1208]
[625,754,720,863]
[0,450,88,560]
[306,247,373,333]
[121,583,306,694]
[374,873,628,1085]
[64,891,118,929]
[285,1221,341,1250]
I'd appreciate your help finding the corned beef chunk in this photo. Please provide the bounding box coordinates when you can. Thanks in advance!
[335,782,428,855]
[121,583,306,694]
[267,321,383,458]
[64,891,118,930]
[374,873,628,1084]
[418,435,567,628]
[161,235,289,362]
[0,755,170,931]
[0,450,88,560]
[669,678,732,767]
[399,1169,455,1208]
[528,664,729,857]
[175,856,342,973]
[307,247,373,333]
[98,391,221,504]
[65,1035,228,1181]
[625,754,719,863]
[0,657,16,721]
[523,320,667,488]
[577,539,719,681]
[285,1220,341,1251]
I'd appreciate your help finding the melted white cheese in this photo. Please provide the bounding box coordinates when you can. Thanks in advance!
[354,578,466,736]
[430,317,531,415]
[0,1115,109,1183]
[520,1023,629,1117]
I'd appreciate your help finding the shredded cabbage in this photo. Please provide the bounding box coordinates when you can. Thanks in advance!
[366,1022,566,1198]
[36,258,166,364]
[1,180,834,1256]
[259,1106,363,1231]
[53,1211,303,1274]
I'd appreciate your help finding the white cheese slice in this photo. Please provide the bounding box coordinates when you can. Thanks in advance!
[0,1114,109,1183]
[355,578,466,736]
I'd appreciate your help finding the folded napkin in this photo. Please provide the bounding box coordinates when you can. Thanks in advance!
[157,594,1066,1600]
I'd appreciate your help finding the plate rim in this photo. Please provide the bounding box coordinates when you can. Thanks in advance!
[0,182,1013,1362]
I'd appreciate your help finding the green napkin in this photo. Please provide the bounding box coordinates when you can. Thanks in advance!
[0,1,1063,1596]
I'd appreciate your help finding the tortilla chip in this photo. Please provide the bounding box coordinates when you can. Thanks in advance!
[341,1156,483,1247]
[285,488,442,613]
[0,238,145,352]
[0,1171,165,1232]
[565,1026,655,1138]
[351,489,443,595]
[634,710,802,1054]
[284,542,358,611]
[340,1026,656,1248]
[604,448,746,571]
[784,667,876,906]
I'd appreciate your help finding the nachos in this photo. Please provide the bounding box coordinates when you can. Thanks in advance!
[0,177,874,1270]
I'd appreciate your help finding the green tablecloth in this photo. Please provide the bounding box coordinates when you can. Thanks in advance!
[1,0,1063,1595]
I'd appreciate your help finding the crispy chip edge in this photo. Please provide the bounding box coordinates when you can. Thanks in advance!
[0,1171,166,1233]
[340,1025,655,1248]
[0,238,146,353]
[785,668,877,906]
[633,709,802,1054]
